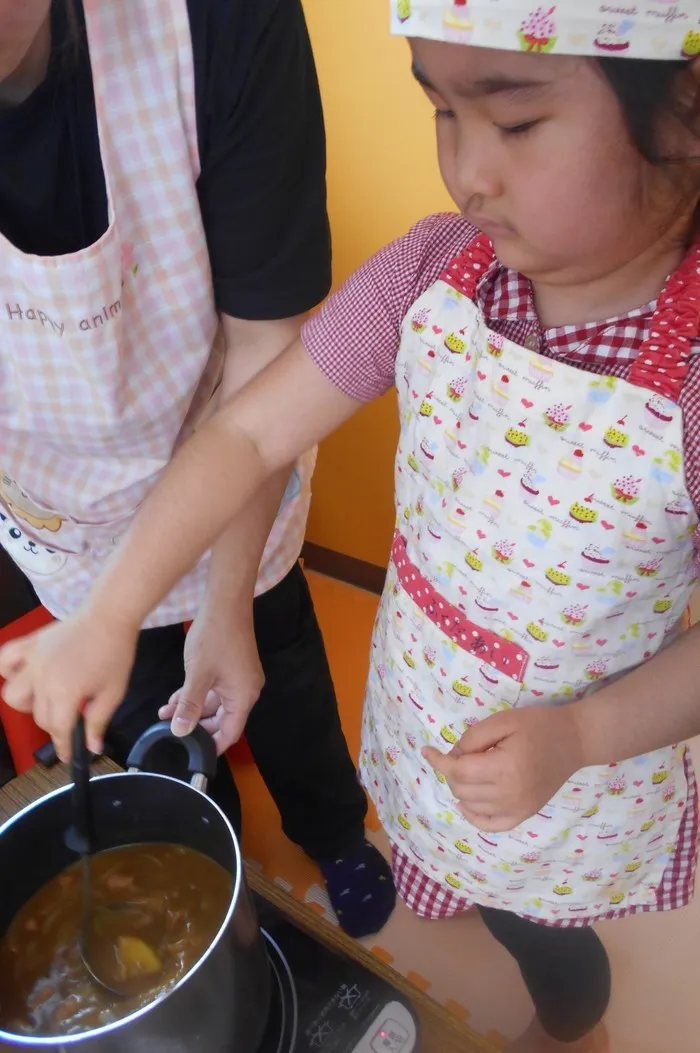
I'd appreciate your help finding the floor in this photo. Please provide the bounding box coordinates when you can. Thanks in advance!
[233,572,700,1053]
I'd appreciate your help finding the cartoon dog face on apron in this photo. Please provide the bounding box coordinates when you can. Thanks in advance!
[360,235,700,922]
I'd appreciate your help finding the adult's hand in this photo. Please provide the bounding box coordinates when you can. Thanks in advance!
[159,605,264,755]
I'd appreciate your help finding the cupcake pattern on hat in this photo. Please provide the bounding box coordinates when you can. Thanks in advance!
[518,5,558,53]
[594,19,635,54]
[390,1,699,61]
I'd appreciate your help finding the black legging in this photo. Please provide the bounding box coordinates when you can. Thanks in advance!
[479,906,611,1042]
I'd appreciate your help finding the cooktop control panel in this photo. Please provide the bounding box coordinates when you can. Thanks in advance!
[255,895,419,1053]
[352,1003,417,1053]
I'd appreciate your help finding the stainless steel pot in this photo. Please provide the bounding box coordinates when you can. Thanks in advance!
[0,723,271,1052]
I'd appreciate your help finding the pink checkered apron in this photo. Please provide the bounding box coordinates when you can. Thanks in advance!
[359,235,700,925]
[0,0,313,626]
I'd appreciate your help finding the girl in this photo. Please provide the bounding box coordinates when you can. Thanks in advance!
[0,0,395,941]
[4,1,700,1048]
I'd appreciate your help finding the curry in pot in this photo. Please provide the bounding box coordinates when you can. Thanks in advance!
[0,843,232,1037]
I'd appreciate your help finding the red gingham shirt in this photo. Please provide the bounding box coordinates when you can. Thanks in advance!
[303,213,700,532]
[302,213,699,926]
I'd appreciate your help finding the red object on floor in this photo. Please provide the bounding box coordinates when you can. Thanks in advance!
[0,608,254,776]
[0,607,54,775]
[228,736,254,766]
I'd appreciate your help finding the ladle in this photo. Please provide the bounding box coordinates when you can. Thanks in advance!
[65,715,163,999]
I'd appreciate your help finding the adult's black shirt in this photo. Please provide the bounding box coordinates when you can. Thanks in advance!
[0,0,331,320]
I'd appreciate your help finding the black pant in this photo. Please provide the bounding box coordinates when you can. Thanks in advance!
[105,562,368,860]
[479,906,611,1042]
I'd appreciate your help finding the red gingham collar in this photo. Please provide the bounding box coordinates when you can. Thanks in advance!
[476,257,656,364]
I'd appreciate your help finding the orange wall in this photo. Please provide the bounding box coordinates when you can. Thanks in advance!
[303,0,453,568]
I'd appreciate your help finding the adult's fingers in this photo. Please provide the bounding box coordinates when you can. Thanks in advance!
[169,673,209,737]
[210,705,248,756]
[159,696,177,721]
[200,714,221,736]
[160,689,219,725]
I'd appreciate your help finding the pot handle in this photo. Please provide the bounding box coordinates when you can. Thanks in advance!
[126,721,218,793]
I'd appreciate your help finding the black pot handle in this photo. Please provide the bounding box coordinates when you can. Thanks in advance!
[126,721,218,791]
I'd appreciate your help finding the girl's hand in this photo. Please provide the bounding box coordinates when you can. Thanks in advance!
[423,705,585,832]
[0,608,138,762]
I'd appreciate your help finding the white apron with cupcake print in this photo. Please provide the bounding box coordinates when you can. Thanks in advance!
[359,234,700,922]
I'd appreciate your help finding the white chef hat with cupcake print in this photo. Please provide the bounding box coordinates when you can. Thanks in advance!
[391,2,700,61]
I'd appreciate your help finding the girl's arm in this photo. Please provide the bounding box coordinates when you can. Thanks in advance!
[89,338,361,631]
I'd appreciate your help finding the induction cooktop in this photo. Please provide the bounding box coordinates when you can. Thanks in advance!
[253,896,419,1053]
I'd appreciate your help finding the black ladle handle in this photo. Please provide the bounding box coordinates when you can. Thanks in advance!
[35,739,110,769]
[64,715,96,856]
[126,721,218,782]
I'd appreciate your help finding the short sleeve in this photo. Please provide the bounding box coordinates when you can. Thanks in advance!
[192,0,331,320]
[302,213,478,401]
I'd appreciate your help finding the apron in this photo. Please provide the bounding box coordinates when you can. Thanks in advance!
[0,0,313,626]
[359,233,700,923]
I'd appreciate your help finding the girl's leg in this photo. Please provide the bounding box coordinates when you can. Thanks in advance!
[478,906,611,1050]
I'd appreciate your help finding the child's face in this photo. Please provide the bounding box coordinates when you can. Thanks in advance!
[411,40,689,286]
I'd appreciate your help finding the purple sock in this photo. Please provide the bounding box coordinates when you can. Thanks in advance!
[318,840,397,939]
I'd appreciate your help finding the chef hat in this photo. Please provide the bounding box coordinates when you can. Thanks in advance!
[391,2,700,61]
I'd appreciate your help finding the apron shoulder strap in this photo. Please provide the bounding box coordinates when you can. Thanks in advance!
[440,233,496,300]
[628,241,700,399]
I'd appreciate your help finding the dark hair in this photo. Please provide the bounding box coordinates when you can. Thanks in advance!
[599,58,700,233]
